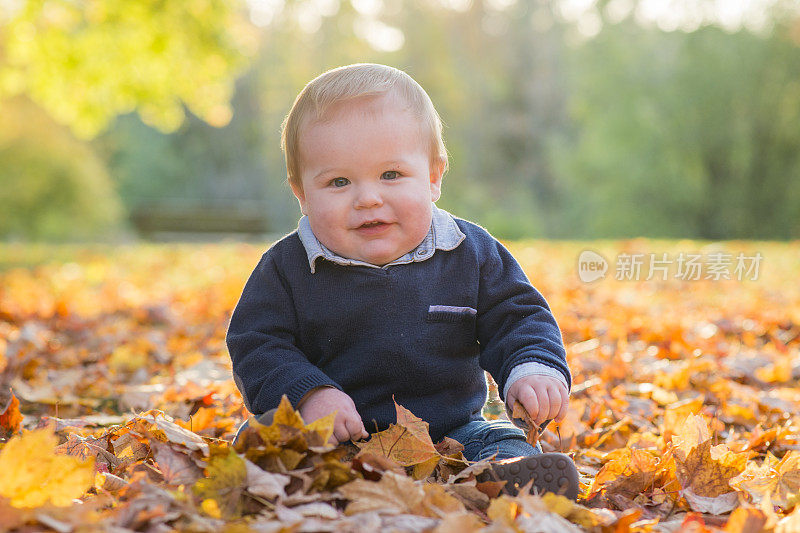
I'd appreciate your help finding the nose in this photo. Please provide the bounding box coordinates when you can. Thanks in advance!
[353,183,383,209]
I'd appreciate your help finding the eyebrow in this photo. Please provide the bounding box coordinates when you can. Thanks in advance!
[311,160,409,182]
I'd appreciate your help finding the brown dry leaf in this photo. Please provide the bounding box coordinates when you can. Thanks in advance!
[446,482,491,511]
[142,412,210,455]
[475,480,507,499]
[339,471,424,515]
[0,429,95,507]
[244,459,290,500]
[95,471,127,492]
[674,440,748,498]
[352,451,404,481]
[731,451,800,510]
[151,440,203,486]
[356,423,438,467]
[55,432,120,472]
[512,402,541,446]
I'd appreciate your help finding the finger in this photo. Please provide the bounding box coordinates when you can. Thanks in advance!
[545,384,562,421]
[358,419,369,440]
[555,386,569,422]
[517,386,540,424]
[344,416,365,442]
[533,386,550,425]
[333,421,350,444]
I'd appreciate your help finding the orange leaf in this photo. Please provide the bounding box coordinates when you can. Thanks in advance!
[0,391,23,437]
[723,507,768,533]
[356,400,438,467]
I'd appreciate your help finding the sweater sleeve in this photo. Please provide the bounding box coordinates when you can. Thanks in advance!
[226,253,342,415]
[475,237,571,400]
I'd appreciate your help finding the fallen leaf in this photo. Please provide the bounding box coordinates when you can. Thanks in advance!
[512,402,541,446]
[339,471,424,515]
[0,390,23,437]
[193,446,247,519]
[674,440,747,501]
[776,506,800,533]
[244,459,289,500]
[730,451,800,510]
[151,440,203,486]
[0,429,94,507]
[590,448,666,500]
[433,512,485,533]
[356,423,438,467]
[723,507,768,532]
[142,412,210,455]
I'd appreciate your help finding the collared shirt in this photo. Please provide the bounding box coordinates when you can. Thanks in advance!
[297,204,466,274]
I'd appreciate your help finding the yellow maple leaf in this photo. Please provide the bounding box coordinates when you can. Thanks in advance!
[305,411,336,445]
[0,429,94,507]
[193,446,247,519]
[272,395,305,429]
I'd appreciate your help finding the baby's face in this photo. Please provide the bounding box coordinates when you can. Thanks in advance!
[292,92,444,266]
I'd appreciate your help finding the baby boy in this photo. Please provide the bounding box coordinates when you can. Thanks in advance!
[226,64,578,498]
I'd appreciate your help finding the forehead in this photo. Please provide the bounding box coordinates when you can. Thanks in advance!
[298,93,428,168]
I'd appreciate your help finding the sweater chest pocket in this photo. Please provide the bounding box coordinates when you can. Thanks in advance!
[425,305,478,353]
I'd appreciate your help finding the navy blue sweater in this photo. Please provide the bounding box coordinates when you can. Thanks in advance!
[226,218,570,442]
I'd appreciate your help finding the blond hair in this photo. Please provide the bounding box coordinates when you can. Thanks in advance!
[281,63,447,188]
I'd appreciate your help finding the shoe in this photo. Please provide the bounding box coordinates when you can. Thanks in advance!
[478,452,580,500]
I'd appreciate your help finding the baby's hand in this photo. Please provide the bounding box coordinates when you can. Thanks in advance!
[298,387,369,445]
[506,375,569,426]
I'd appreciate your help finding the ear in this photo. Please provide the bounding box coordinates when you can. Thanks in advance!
[290,180,308,215]
[429,158,445,202]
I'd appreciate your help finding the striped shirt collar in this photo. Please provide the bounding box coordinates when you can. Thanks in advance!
[297,204,466,273]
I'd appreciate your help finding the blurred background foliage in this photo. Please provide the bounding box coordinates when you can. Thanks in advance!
[1,0,799,241]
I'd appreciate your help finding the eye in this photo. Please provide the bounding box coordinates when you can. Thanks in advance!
[330,177,350,188]
[381,170,400,180]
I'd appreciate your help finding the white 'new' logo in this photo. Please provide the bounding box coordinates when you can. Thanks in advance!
[577,250,608,282]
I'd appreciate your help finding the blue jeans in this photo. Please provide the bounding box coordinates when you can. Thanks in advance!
[445,419,541,461]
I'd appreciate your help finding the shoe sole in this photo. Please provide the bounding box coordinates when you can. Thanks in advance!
[479,452,579,500]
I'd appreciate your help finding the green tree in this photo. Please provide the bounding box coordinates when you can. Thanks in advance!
[0,98,123,240]
[0,0,256,138]
[553,19,800,239]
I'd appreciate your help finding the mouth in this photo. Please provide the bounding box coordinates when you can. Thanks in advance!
[358,221,387,228]
[355,220,391,233]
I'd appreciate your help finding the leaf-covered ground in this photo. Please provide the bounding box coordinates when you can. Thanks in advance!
[0,240,798,532]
